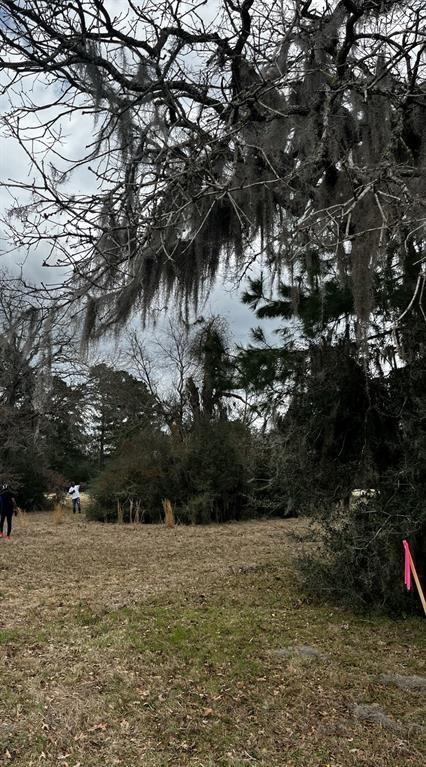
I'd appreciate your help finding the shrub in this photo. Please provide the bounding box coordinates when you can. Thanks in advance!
[88,419,253,525]
[88,428,174,523]
[177,492,216,525]
[181,419,251,523]
[299,482,426,615]
[287,352,426,616]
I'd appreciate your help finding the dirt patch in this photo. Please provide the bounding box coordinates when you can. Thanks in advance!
[353,703,406,733]
[381,674,426,694]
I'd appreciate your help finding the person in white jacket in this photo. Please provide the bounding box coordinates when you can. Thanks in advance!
[68,483,81,513]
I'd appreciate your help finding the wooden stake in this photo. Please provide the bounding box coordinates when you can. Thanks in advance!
[409,551,426,617]
[162,498,175,528]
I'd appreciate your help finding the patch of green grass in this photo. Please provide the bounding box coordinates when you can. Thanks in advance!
[74,605,104,627]
[0,628,22,645]
[0,627,48,648]
[90,604,272,680]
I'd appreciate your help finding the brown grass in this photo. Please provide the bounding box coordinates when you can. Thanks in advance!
[15,508,29,528]
[52,504,65,525]
[0,513,424,767]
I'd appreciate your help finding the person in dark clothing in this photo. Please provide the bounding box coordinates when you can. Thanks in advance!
[0,484,17,541]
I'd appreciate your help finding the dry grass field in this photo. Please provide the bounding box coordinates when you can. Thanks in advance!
[0,511,424,767]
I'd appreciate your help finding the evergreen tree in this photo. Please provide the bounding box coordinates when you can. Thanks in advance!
[88,364,157,467]
[186,318,236,423]
[238,259,425,612]
[42,376,92,482]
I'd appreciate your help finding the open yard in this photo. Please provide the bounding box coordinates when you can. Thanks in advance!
[0,512,425,767]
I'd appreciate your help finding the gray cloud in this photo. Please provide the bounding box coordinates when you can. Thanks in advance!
[0,1,278,347]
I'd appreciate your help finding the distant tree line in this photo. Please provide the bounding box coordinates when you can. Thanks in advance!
[0,289,262,524]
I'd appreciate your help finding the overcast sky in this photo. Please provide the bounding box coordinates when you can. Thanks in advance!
[0,124,275,346]
[0,0,279,349]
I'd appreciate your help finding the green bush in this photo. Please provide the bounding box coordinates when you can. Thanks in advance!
[88,419,253,525]
[88,428,175,523]
[181,419,250,523]
[299,484,426,615]
[177,493,216,525]
[275,349,426,615]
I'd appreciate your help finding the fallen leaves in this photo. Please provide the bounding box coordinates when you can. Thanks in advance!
[87,723,108,732]
[0,514,424,767]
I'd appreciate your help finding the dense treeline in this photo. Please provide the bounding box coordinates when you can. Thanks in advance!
[0,303,263,524]
[88,320,258,524]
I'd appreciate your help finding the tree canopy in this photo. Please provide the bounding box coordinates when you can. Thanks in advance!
[0,1,424,341]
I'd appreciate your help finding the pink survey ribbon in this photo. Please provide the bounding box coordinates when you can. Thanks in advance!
[402,540,411,590]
